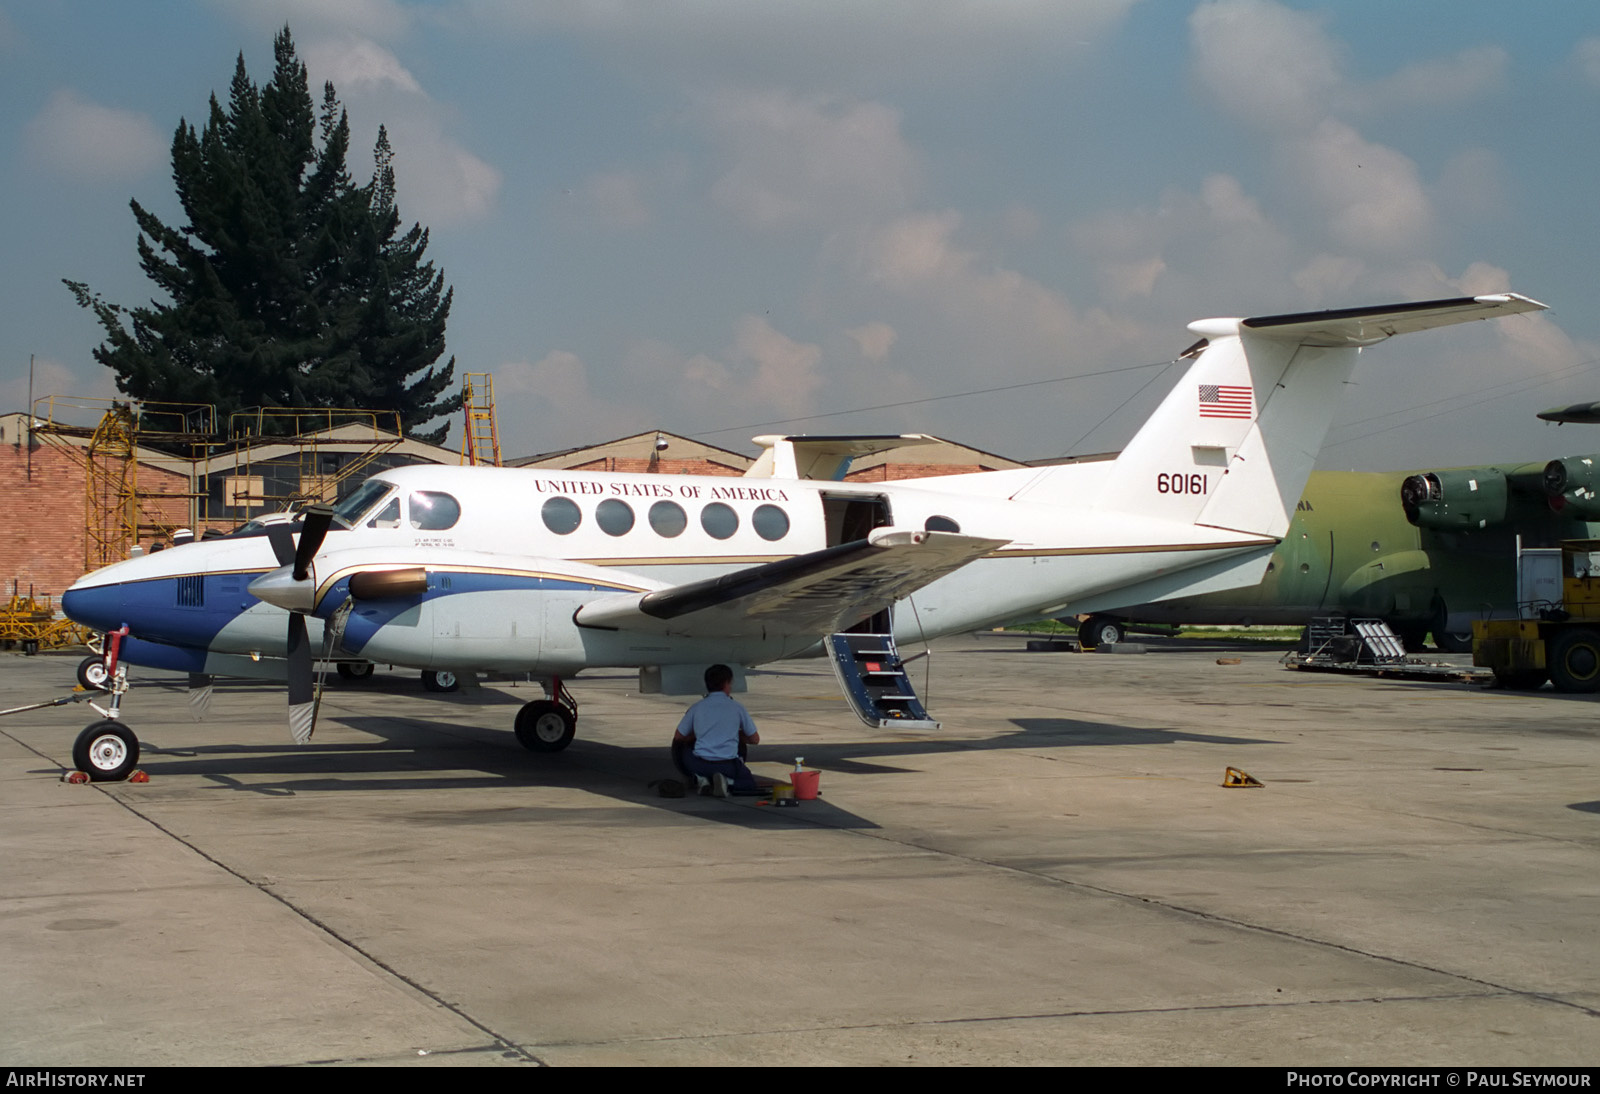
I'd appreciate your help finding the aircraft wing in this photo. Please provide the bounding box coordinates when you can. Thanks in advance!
[574,528,1007,638]
[1238,293,1546,347]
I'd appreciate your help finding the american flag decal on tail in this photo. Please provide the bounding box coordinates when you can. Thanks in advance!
[1198,384,1252,419]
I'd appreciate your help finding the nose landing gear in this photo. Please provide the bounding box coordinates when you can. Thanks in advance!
[71,626,140,782]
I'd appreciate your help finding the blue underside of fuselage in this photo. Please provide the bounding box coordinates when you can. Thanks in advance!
[64,569,623,661]
[116,635,212,673]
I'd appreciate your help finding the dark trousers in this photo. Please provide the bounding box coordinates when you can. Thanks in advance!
[679,749,759,792]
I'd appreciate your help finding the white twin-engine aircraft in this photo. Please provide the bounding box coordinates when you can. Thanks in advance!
[61,294,1544,779]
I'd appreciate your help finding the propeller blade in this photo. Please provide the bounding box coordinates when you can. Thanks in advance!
[293,504,334,581]
[265,524,295,568]
[286,612,316,744]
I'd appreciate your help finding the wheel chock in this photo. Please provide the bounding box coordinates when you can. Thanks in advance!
[62,770,91,784]
[1223,766,1263,788]
[127,770,149,784]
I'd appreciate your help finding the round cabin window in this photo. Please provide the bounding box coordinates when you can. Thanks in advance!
[541,497,582,535]
[752,504,790,542]
[701,502,739,540]
[596,498,635,537]
[649,500,687,538]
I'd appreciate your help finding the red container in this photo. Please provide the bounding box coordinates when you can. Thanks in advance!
[790,769,820,800]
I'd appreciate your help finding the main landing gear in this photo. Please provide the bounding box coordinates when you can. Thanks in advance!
[421,669,459,693]
[1077,615,1125,650]
[514,675,578,753]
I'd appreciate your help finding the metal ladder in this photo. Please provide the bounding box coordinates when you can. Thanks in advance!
[1351,619,1408,663]
[825,632,939,729]
[461,372,502,467]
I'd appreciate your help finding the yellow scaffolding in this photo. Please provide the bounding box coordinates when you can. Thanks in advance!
[219,408,405,514]
[30,397,214,570]
[84,406,138,570]
[461,372,502,467]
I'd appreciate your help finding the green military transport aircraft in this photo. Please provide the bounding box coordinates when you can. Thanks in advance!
[1074,453,1600,651]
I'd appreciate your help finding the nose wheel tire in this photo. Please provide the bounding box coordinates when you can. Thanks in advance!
[421,670,459,693]
[514,700,576,753]
[72,721,140,782]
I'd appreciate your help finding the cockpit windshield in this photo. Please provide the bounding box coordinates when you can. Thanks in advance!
[332,479,396,529]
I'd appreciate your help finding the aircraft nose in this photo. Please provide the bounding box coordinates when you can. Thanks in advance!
[61,581,126,632]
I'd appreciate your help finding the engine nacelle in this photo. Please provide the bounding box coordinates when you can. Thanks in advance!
[1542,454,1600,518]
[1401,468,1508,530]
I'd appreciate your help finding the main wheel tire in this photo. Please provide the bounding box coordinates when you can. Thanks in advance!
[421,669,459,693]
[336,661,375,681]
[1077,616,1124,650]
[1493,668,1548,691]
[72,720,139,782]
[1434,630,1475,654]
[514,700,576,752]
[1549,629,1600,693]
[76,656,110,691]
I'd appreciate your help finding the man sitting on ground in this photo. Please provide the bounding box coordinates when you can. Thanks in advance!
[674,664,762,797]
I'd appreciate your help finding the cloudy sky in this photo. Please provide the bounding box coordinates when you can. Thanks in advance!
[3,0,1599,471]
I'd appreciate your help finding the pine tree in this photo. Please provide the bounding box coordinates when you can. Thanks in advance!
[65,27,459,441]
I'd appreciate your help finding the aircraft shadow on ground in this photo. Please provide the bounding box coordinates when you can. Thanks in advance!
[48,705,1274,830]
[81,715,877,832]
[1006,718,1273,747]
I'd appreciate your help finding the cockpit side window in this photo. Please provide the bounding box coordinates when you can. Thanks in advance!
[409,491,461,531]
[367,498,401,529]
[333,479,396,528]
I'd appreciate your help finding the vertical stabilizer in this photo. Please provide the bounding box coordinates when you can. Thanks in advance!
[1014,294,1546,540]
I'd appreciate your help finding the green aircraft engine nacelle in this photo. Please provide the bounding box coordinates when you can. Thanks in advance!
[1542,455,1600,518]
[1400,468,1509,530]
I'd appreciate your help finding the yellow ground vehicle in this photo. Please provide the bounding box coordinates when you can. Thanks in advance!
[0,594,90,653]
[1473,538,1600,691]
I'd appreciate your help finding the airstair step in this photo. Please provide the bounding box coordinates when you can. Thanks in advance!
[826,631,940,729]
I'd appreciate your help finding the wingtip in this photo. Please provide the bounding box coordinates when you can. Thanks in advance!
[1474,292,1548,312]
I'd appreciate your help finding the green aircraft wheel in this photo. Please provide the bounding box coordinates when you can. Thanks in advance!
[1549,629,1600,693]
[1395,626,1429,653]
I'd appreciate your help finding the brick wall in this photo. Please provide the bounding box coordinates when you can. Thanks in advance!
[0,440,84,600]
[0,436,194,599]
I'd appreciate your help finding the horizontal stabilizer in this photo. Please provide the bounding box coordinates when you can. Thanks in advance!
[1235,293,1546,347]
[575,528,1006,638]
[746,433,939,480]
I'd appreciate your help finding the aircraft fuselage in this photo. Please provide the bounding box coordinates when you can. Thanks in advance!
[64,462,1271,677]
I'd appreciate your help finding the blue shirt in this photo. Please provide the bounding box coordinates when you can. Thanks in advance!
[676,692,757,761]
